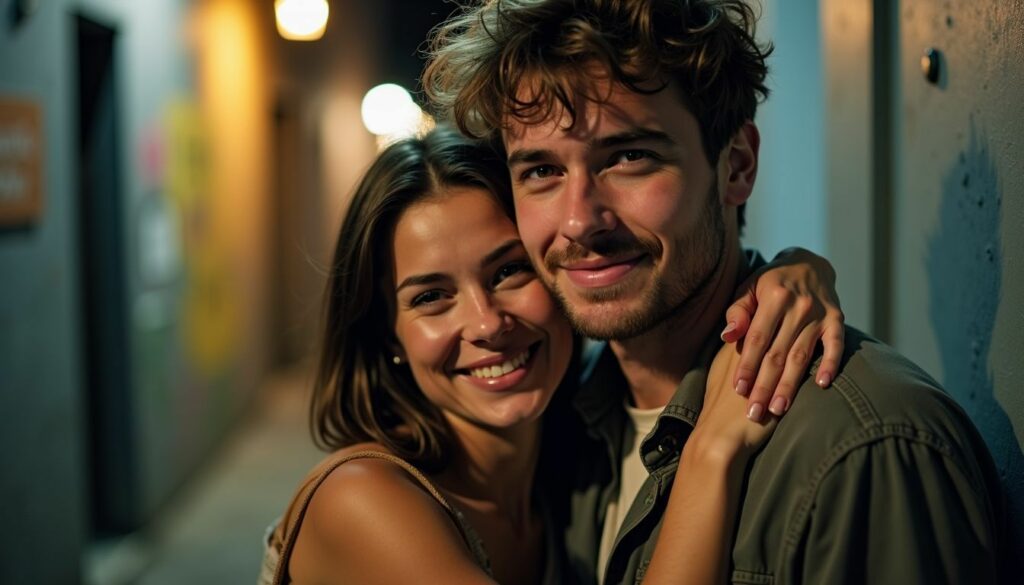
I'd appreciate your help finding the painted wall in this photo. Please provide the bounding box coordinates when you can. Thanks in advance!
[0,0,86,582]
[746,0,829,267]
[0,0,278,581]
[821,0,876,332]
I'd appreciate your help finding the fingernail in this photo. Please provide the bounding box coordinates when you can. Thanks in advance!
[769,396,789,415]
[720,321,737,340]
[747,402,764,422]
[735,379,750,396]
[817,372,832,387]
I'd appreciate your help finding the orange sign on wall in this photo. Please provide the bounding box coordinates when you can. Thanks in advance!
[0,96,43,226]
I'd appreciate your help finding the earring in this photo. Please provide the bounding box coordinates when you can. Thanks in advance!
[392,355,402,365]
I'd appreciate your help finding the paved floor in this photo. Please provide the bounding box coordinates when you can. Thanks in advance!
[88,367,324,585]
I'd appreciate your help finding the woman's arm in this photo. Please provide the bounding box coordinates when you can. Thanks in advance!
[724,247,845,420]
[288,457,496,585]
[642,342,776,585]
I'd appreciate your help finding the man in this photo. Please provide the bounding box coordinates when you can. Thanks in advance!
[424,0,1004,583]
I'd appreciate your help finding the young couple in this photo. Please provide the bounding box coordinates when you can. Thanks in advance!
[263,1,1002,584]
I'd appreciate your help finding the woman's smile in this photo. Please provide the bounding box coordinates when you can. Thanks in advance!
[391,187,573,430]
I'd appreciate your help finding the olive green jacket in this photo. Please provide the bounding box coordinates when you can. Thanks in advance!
[547,327,1003,585]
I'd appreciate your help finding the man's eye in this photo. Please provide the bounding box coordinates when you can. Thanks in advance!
[522,165,560,181]
[615,150,651,164]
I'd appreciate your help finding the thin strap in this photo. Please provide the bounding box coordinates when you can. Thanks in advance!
[271,450,490,584]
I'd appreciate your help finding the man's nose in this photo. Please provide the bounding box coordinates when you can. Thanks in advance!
[560,173,617,244]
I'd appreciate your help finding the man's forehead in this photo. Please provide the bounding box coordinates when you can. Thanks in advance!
[502,80,676,149]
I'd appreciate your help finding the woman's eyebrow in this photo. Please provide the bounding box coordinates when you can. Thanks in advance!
[396,239,523,293]
[395,272,446,293]
[481,239,524,267]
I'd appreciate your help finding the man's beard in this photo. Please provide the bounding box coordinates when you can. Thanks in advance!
[543,181,726,341]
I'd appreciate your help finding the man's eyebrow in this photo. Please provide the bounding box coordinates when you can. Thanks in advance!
[507,148,552,168]
[506,128,675,167]
[596,128,675,149]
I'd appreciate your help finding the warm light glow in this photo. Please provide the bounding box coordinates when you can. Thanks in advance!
[361,84,425,143]
[275,0,329,41]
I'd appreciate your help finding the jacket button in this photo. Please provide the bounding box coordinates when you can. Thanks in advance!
[656,435,678,455]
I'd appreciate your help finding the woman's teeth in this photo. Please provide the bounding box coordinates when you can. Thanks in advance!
[469,349,530,379]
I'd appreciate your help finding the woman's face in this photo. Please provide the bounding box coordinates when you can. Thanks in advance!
[391,186,573,433]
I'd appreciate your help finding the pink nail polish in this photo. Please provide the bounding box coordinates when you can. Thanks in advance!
[747,402,764,422]
[817,372,832,387]
[735,379,750,396]
[769,396,789,415]
[720,321,737,340]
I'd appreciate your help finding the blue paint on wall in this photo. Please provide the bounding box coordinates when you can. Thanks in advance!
[745,0,826,259]
[926,121,1023,571]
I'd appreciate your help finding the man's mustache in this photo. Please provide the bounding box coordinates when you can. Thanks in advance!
[544,235,662,272]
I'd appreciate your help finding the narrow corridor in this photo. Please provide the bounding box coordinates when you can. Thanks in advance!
[87,367,322,585]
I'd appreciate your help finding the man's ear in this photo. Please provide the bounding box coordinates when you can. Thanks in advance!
[723,121,760,206]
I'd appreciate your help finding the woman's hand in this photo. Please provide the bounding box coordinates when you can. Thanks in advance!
[722,247,844,421]
[685,342,777,467]
[643,342,777,585]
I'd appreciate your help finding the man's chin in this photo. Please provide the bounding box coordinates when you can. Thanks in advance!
[544,271,665,339]
[558,294,664,341]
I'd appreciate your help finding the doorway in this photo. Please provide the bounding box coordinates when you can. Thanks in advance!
[76,13,135,536]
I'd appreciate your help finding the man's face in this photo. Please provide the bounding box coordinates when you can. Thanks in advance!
[504,80,729,340]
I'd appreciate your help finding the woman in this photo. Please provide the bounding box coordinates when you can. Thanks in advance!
[260,126,842,584]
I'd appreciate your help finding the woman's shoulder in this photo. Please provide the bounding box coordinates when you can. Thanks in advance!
[309,443,435,506]
[271,443,423,553]
[304,442,402,478]
[286,444,493,584]
[293,443,446,536]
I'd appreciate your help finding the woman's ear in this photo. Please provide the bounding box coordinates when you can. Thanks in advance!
[386,339,408,365]
[723,121,760,207]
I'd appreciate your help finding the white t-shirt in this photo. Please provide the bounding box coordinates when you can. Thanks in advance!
[596,402,664,584]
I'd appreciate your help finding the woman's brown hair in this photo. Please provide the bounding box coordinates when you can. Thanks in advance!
[311,125,513,472]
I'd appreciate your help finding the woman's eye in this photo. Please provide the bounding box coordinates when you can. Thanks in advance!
[410,290,444,307]
[493,261,534,286]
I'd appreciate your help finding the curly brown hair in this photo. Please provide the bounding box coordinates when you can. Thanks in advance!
[424,0,772,226]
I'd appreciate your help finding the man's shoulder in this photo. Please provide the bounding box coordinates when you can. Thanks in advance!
[765,326,986,467]
[736,328,1002,582]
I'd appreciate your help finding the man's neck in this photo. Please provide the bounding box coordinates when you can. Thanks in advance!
[610,242,746,410]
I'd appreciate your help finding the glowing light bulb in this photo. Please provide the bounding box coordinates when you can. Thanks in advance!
[361,84,425,142]
[275,0,329,41]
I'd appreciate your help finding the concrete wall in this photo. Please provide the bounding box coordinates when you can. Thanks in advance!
[822,0,1023,569]
[891,0,1024,569]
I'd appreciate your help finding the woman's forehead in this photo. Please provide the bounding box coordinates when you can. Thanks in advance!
[392,187,520,276]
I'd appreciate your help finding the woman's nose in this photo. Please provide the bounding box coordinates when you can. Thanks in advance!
[465,297,514,344]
